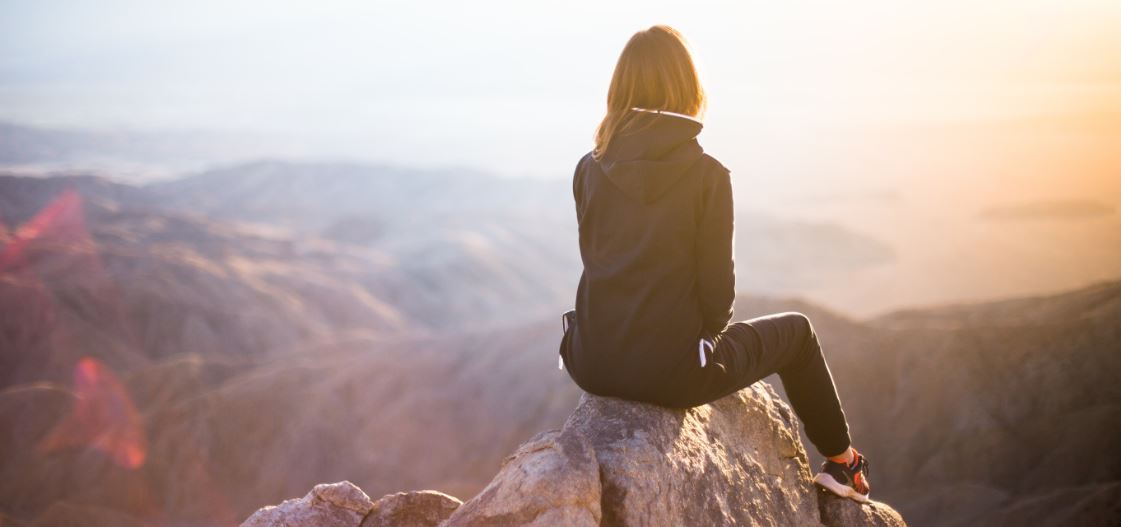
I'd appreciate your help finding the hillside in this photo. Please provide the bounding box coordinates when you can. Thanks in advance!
[146,161,895,318]
[734,283,1121,525]
[0,175,413,387]
[852,281,1121,525]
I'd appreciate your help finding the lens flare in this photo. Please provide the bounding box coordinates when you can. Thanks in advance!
[37,357,148,469]
[0,190,90,271]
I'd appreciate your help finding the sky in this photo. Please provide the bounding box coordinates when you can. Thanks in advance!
[2,0,1119,182]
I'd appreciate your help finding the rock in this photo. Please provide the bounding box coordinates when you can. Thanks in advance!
[361,490,462,527]
[445,382,905,526]
[441,429,602,526]
[577,384,818,526]
[240,383,907,527]
[819,490,907,527]
[239,483,462,527]
[240,481,373,527]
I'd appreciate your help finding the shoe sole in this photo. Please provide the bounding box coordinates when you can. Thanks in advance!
[813,473,871,504]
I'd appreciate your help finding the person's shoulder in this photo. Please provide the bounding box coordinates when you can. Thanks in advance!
[698,153,731,176]
[574,150,596,175]
[694,153,731,190]
[578,150,596,169]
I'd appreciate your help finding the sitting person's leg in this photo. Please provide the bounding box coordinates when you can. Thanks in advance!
[648,310,871,500]
[705,312,870,500]
[763,313,850,457]
[710,312,851,456]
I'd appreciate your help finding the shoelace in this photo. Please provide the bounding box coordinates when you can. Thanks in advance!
[846,452,869,477]
[852,455,870,493]
[830,453,870,480]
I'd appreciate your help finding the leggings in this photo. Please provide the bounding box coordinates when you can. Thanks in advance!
[662,312,852,458]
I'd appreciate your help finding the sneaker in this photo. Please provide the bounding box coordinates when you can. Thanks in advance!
[813,450,871,503]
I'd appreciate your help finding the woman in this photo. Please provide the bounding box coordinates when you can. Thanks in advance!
[558,25,871,503]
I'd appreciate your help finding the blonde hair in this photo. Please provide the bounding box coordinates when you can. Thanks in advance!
[593,25,707,160]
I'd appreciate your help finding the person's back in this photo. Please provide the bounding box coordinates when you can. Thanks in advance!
[558,24,873,504]
[566,110,733,405]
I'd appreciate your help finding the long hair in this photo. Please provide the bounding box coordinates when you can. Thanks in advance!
[593,25,707,160]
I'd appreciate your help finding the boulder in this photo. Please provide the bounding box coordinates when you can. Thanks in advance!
[440,429,601,526]
[241,481,373,527]
[361,490,462,527]
[445,382,833,526]
[240,383,906,526]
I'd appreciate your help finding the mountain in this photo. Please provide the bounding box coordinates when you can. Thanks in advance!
[151,162,584,330]
[0,174,411,387]
[8,120,1121,315]
[147,160,562,231]
[0,121,290,181]
[847,281,1121,526]
[146,160,895,322]
[4,156,903,323]
[0,173,584,525]
[729,282,1121,525]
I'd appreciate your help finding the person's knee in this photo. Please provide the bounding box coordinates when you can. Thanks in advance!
[782,311,820,358]
[784,311,814,337]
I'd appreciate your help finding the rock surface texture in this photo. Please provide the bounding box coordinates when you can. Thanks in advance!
[241,482,374,527]
[819,491,907,527]
[361,491,463,527]
[240,383,906,527]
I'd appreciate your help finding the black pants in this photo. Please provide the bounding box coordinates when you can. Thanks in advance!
[662,312,851,458]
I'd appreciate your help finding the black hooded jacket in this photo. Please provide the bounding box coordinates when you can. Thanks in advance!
[562,110,735,403]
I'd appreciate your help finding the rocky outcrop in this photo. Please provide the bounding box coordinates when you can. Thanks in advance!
[241,482,374,527]
[240,483,461,527]
[444,429,601,526]
[362,491,462,527]
[240,382,905,527]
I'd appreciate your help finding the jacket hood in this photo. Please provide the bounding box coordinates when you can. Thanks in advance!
[597,110,705,203]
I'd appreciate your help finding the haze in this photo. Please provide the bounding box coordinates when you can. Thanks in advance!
[2,0,1120,313]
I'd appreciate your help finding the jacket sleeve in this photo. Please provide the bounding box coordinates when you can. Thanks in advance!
[696,166,735,336]
[573,153,588,219]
